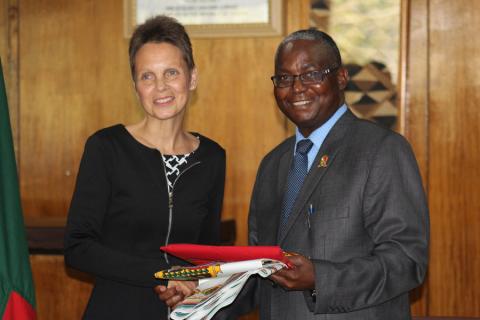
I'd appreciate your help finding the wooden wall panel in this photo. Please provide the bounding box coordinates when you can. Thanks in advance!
[427,0,480,316]
[400,0,429,316]
[18,0,141,218]
[403,0,480,317]
[0,0,9,90]
[0,0,19,156]
[30,255,93,319]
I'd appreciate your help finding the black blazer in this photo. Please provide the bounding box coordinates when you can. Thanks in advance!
[64,125,226,319]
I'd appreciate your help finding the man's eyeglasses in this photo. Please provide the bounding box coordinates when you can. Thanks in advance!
[271,66,339,88]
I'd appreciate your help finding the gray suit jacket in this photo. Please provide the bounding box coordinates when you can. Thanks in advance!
[241,110,429,320]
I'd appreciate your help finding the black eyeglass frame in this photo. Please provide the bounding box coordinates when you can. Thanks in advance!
[270,66,339,88]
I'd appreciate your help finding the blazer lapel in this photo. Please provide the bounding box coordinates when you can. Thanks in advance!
[278,110,356,244]
[277,142,294,195]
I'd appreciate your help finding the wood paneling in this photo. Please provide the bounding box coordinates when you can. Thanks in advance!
[427,0,480,316]
[402,0,480,317]
[400,0,429,316]
[0,0,19,157]
[30,255,93,319]
[18,0,141,218]
[401,0,430,184]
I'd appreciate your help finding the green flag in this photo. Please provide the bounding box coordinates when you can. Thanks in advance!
[0,59,37,319]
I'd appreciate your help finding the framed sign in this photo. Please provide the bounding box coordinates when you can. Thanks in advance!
[124,0,283,38]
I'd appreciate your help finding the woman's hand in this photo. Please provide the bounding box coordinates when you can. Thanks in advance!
[154,280,198,308]
[169,280,197,296]
[154,285,184,308]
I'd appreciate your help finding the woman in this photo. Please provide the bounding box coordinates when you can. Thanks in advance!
[64,15,226,319]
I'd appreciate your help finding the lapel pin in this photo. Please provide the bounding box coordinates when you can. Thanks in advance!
[318,155,329,168]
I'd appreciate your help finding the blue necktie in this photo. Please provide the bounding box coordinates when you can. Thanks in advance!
[279,139,314,234]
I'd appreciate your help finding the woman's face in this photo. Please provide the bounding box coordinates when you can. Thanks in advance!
[134,42,197,122]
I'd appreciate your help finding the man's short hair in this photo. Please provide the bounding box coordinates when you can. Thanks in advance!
[275,28,342,68]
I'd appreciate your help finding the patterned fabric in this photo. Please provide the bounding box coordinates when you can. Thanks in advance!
[279,139,314,234]
[344,61,397,129]
[162,153,193,192]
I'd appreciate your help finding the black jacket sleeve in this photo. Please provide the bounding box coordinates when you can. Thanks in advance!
[64,135,166,287]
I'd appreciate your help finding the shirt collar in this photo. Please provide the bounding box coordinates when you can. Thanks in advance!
[295,104,348,153]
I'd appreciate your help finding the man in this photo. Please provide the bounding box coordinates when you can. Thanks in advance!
[160,28,429,320]
[243,28,429,319]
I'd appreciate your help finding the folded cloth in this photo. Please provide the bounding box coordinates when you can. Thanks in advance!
[160,244,291,266]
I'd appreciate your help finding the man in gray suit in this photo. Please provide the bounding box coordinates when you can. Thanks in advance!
[159,28,429,320]
[241,28,429,319]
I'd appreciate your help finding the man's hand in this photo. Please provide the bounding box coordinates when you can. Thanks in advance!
[154,280,198,308]
[269,254,315,290]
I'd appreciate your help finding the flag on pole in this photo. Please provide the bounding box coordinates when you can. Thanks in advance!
[0,59,37,319]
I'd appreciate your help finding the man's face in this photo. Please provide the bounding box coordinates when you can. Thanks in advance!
[274,39,348,137]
